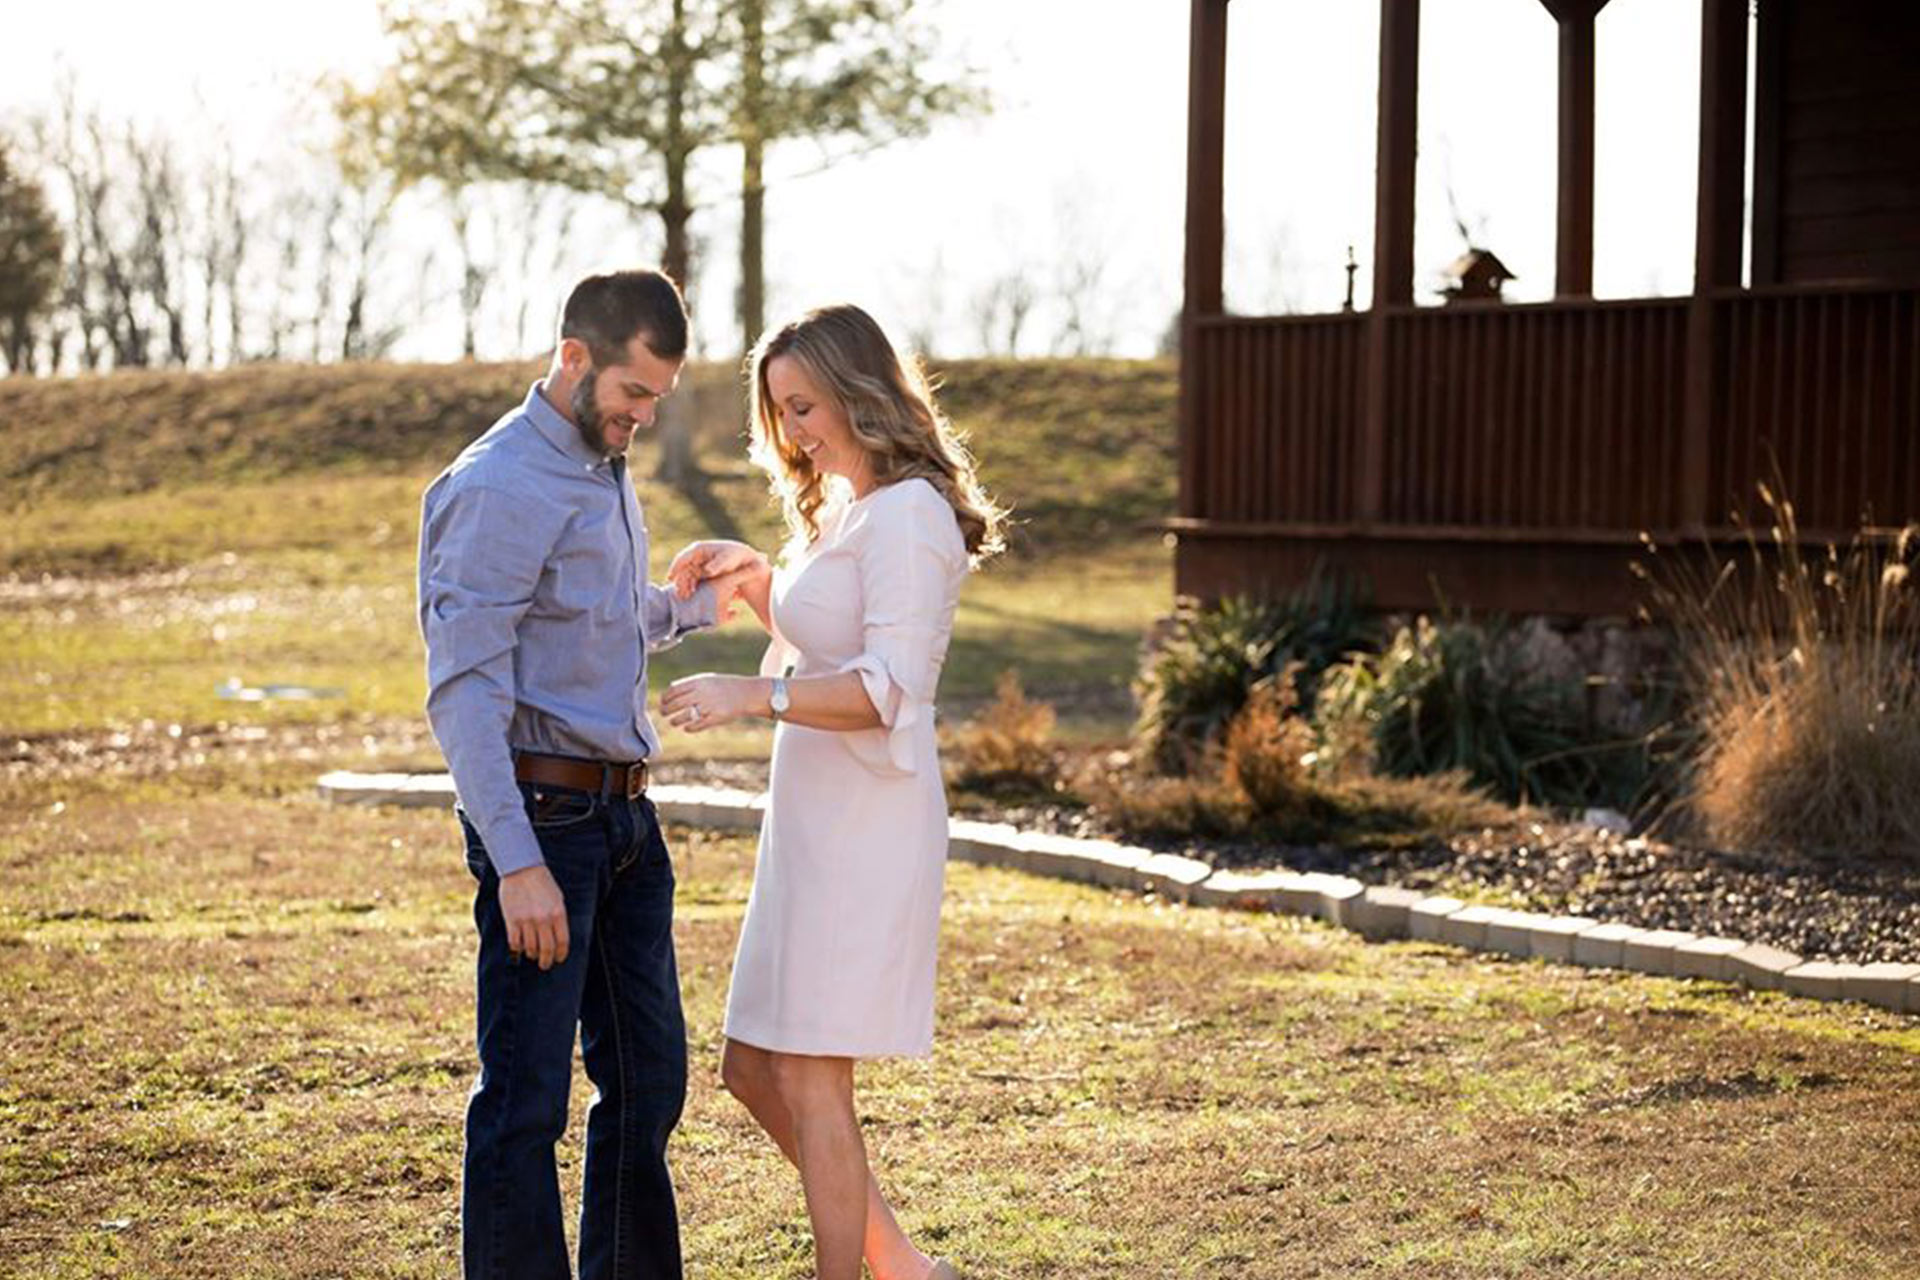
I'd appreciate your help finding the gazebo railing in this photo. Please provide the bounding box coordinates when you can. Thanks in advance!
[1182,284,1920,544]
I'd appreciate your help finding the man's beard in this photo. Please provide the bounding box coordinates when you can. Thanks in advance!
[570,369,628,457]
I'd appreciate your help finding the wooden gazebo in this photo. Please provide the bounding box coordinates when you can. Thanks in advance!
[1173,0,1920,617]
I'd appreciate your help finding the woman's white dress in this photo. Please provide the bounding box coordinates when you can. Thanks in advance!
[722,477,969,1058]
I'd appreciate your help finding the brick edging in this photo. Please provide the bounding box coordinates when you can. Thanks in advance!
[316,772,1920,1018]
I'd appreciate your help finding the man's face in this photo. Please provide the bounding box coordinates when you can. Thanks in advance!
[566,334,684,457]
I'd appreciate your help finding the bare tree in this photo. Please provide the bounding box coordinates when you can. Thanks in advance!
[127,128,191,365]
[337,175,401,361]
[29,81,219,370]
[507,184,556,357]
[260,187,315,362]
[305,183,344,363]
[896,247,946,360]
[35,81,104,370]
[87,130,149,365]
[969,270,1036,357]
[1048,187,1116,356]
[182,134,253,366]
[446,189,494,361]
[33,88,206,370]
[1050,254,1109,356]
[523,199,578,356]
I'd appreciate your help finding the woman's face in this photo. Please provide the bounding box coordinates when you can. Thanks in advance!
[765,353,870,490]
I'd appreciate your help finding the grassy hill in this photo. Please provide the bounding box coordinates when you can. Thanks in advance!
[0,357,1175,498]
[0,357,1175,564]
[0,358,1178,741]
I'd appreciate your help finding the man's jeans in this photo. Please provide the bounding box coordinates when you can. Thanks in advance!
[459,782,686,1280]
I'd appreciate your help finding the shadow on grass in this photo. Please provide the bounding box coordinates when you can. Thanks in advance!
[670,467,747,546]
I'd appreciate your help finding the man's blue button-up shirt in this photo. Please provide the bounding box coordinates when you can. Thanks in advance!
[417,382,717,876]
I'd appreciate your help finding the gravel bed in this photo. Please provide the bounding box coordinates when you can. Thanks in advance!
[1009,801,1920,967]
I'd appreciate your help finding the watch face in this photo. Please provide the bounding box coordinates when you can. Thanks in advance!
[771,680,791,714]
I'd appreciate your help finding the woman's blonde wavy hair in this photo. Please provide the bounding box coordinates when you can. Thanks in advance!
[747,303,1006,565]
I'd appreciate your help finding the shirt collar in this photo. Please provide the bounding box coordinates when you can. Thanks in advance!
[524,380,616,472]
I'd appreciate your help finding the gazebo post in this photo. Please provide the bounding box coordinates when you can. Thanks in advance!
[1179,0,1228,533]
[1542,0,1606,298]
[1681,0,1749,530]
[1358,0,1421,526]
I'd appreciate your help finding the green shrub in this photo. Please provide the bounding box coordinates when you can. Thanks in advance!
[1315,615,1637,809]
[1134,567,1374,775]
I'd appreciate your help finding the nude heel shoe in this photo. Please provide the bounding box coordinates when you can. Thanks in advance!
[927,1262,962,1280]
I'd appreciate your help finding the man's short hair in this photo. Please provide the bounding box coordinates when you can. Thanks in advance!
[560,270,689,365]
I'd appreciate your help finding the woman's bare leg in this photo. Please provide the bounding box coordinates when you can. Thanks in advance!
[767,1052,865,1280]
[721,1039,932,1280]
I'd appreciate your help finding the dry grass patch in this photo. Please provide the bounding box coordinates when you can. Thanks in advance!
[1641,487,1920,864]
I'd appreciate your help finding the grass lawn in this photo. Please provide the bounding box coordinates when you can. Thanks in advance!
[1,768,1916,1279]
[5,359,1918,1278]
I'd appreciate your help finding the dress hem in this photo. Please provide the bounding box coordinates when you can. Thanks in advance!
[722,1022,934,1061]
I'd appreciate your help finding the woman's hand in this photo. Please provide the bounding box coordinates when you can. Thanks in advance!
[661,673,770,733]
[670,540,768,600]
[671,539,774,630]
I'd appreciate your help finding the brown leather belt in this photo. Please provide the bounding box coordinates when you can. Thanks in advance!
[513,751,649,799]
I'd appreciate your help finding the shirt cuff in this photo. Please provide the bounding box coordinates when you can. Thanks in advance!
[476,812,545,877]
[681,580,720,632]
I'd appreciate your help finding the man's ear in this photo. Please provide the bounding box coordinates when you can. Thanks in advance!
[557,337,592,377]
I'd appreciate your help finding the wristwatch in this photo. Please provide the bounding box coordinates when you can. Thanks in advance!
[768,676,791,720]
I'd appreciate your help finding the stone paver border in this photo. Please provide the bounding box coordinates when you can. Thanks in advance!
[319,772,1920,1018]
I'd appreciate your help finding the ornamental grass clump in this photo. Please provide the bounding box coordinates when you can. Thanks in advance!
[1637,486,1920,866]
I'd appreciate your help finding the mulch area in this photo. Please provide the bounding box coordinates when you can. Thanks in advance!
[659,756,1920,967]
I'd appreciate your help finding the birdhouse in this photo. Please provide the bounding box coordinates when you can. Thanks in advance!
[1439,248,1516,303]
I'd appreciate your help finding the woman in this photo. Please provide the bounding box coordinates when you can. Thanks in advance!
[659,303,1003,1280]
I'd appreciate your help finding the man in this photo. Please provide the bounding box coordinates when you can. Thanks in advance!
[418,269,750,1280]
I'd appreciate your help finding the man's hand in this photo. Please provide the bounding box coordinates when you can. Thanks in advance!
[497,864,569,970]
[669,539,768,600]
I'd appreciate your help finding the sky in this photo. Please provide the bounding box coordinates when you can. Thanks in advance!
[0,0,1714,363]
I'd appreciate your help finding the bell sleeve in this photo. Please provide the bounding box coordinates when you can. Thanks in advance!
[835,486,964,777]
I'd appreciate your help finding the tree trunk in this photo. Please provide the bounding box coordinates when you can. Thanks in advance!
[3,315,31,375]
[451,193,484,361]
[654,0,700,484]
[224,179,247,363]
[738,0,766,356]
